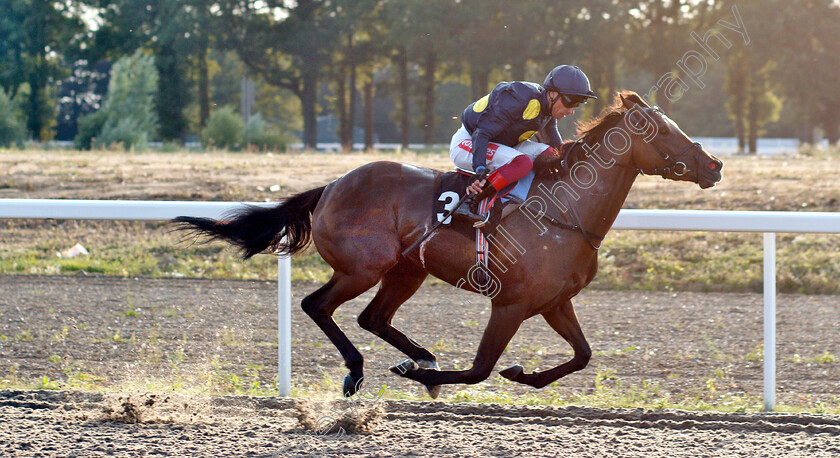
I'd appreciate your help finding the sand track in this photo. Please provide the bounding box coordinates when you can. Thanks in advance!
[2,389,840,457]
[3,275,840,455]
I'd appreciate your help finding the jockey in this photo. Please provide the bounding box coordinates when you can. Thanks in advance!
[450,65,598,202]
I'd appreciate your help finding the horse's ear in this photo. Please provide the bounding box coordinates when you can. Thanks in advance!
[620,94,632,109]
[619,91,650,109]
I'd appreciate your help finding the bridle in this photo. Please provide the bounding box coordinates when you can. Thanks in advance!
[612,106,704,180]
[548,106,705,251]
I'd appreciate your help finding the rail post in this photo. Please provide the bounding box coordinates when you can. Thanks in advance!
[278,255,292,397]
[763,232,776,411]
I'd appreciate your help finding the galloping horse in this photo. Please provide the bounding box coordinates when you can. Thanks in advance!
[174,91,722,398]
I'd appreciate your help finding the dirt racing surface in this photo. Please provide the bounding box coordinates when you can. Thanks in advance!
[3,389,840,457]
[2,274,840,456]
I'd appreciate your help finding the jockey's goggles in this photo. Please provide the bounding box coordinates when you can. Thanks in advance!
[560,94,588,108]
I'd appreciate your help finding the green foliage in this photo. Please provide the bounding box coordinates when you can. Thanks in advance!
[0,0,82,140]
[74,109,107,150]
[97,117,152,151]
[75,50,159,150]
[36,376,60,390]
[201,106,243,150]
[243,113,291,152]
[200,109,291,152]
[0,88,25,147]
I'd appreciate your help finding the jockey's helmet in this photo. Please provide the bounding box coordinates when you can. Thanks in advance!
[544,65,598,99]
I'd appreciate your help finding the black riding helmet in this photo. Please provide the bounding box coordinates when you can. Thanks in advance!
[544,65,597,107]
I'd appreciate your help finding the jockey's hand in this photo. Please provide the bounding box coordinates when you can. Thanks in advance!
[467,166,488,196]
[466,178,487,196]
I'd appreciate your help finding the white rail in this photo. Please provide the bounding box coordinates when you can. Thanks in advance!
[3,199,840,410]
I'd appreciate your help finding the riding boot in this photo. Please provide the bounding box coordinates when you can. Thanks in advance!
[451,203,485,226]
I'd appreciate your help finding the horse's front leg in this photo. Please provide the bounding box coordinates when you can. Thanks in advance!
[390,300,526,387]
[499,299,592,388]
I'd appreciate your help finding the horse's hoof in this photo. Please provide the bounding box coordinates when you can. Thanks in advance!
[416,359,442,399]
[389,359,418,377]
[425,385,442,399]
[343,373,363,397]
[499,364,524,381]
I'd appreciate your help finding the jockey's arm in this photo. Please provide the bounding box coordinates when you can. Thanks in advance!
[540,118,564,155]
[470,129,492,172]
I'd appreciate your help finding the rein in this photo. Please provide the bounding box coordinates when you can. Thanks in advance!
[544,141,606,250]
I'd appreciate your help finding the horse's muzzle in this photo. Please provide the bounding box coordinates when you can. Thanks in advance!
[698,157,723,189]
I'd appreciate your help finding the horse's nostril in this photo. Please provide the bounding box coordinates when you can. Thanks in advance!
[708,161,721,171]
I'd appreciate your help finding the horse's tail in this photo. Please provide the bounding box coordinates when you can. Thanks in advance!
[173,185,326,259]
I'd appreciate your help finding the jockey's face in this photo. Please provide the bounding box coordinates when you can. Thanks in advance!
[548,91,576,119]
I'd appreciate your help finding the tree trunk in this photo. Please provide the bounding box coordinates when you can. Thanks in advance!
[747,94,758,154]
[364,78,373,151]
[654,64,673,115]
[198,40,210,128]
[606,62,616,102]
[735,115,746,153]
[801,100,815,144]
[302,62,318,149]
[510,57,526,82]
[156,43,189,141]
[348,48,358,151]
[471,66,490,100]
[397,46,409,149]
[26,65,43,140]
[727,58,748,154]
[422,51,436,146]
[822,106,840,145]
[337,67,349,150]
[733,93,746,153]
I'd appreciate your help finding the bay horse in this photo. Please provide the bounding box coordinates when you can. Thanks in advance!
[174,91,722,398]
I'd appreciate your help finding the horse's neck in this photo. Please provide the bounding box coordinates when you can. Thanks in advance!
[549,152,638,238]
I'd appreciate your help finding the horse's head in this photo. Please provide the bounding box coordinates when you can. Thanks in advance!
[616,92,723,189]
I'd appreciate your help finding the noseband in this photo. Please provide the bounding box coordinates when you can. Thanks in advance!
[638,140,703,178]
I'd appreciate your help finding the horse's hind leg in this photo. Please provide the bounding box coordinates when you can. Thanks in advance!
[390,301,527,387]
[301,272,380,397]
[499,299,592,388]
[356,261,444,397]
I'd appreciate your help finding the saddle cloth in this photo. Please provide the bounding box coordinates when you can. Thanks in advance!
[431,169,538,293]
[431,168,536,228]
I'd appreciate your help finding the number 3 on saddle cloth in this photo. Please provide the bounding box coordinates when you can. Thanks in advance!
[432,168,535,292]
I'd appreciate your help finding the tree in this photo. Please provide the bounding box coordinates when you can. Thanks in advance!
[566,0,631,115]
[725,48,781,153]
[55,60,110,140]
[0,0,83,140]
[621,0,724,114]
[0,88,26,147]
[217,0,337,149]
[75,50,159,150]
[88,0,225,142]
[782,0,840,145]
[383,0,463,146]
[329,0,386,150]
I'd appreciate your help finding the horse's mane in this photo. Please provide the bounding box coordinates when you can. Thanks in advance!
[558,90,642,163]
[578,90,643,142]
